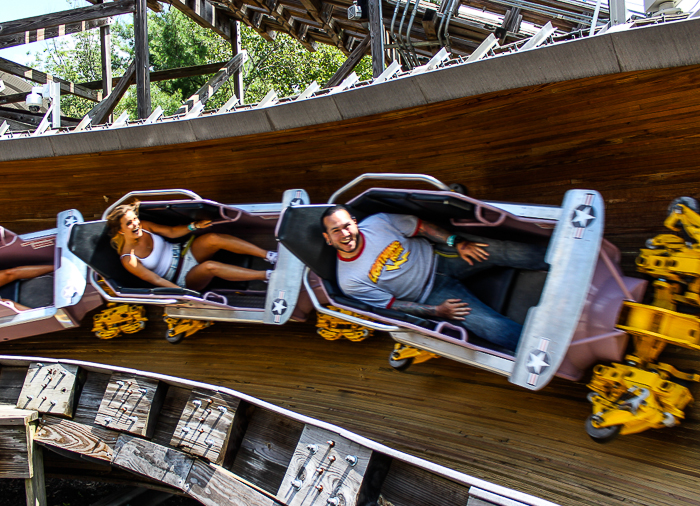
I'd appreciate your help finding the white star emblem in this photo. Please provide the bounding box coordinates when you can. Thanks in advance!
[272,299,287,315]
[572,207,594,227]
[64,215,79,227]
[527,350,550,375]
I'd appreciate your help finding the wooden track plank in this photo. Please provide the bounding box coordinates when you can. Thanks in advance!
[34,415,117,462]
[186,460,281,506]
[112,434,194,490]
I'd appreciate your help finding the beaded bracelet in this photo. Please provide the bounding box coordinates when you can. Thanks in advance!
[446,234,458,247]
[188,223,197,231]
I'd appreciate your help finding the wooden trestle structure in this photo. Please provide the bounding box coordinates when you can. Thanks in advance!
[1,10,700,506]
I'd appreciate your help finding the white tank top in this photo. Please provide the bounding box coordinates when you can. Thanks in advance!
[121,230,174,277]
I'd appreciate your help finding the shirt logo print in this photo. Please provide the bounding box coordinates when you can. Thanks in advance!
[369,241,410,283]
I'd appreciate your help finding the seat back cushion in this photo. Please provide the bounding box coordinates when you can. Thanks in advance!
[68,220,153,289]
[17,274,54,309]
[277,205,340,283]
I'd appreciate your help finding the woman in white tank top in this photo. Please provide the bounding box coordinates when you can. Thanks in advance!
[107,201,278,292]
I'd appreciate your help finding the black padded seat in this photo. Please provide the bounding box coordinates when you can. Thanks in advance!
[277,205,438,330]
[68,221,199,297]
[0,274,54,309]
[68,220,261,296]
[277,203,546,336]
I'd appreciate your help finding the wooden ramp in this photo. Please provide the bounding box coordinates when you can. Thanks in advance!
[0,314,698,506]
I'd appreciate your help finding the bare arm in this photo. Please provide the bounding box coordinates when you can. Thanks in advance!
[121,253,179,288]
[415,219,489,266]
[144,220,212,239]
[392,298,470,320]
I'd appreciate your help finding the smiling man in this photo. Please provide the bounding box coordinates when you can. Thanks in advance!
[321,205,548,351]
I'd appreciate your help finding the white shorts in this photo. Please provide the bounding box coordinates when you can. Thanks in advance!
[176,248,199,288]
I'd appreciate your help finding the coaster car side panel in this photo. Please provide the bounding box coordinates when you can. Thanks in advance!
[70,190,308,326]
[0,210,101,341]
[510,190,604,390]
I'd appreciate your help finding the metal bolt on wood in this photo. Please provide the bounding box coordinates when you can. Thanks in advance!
[292,479,303,489]
[327,440,335,447]
[307,444,318,453]
[345,455,357,466]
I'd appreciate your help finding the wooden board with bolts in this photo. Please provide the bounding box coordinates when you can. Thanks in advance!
[170,388,240,465]
[16,362,81,418]
[94,372,166,437]
[277,425,372,506]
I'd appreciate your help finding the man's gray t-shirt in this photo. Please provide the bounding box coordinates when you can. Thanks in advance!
[337,213,436,308]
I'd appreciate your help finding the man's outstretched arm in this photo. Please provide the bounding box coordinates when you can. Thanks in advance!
[415,220,489,266]
[392,298,470,320]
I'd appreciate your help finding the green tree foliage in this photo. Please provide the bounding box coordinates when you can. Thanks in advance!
[31,5,372,120]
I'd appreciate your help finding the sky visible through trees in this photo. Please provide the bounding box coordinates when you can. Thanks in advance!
[22,3,373,119]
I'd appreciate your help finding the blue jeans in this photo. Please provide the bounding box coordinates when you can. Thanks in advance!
[424,237,548,351]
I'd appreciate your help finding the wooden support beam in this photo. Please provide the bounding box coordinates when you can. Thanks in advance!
[79,61,229,90]
[298,0,349,54]
[168,0,234,40]
[230,19,244,103]
[0,407,46,505]
[86,0,162,12]
[134,0,151,119]
[175,52,247,114]
[0,57,101,102]
[0,92,29,106]
[0,107,80,127]
[186,461,282,506]
[96,2,114,101]
[0,0,135,39]
[324,33,370,88]
[87,61,135,124]
[0,18,112,50]
[368,0,385,78]
[25,425,46,506]
[34,416,117,463]
[112,435,194,491]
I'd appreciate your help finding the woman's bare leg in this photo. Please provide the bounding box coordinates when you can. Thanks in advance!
[190,233,268,263]
[185,261,267,291]
[0,265,53,289]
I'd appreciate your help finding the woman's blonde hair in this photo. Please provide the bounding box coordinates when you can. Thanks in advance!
[106,200,140,253]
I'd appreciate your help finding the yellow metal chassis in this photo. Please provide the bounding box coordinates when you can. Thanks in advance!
[316,306,374,342]
[92,303,148,340]
[164,316,213,341]
[586,200,700,441]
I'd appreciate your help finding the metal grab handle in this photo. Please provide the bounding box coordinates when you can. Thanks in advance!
[219,206,242,223]
[475,205,507,226]
[434,321,468,341]
[328,173,451,204]
[102,189,203,219]
[302,268,401,332]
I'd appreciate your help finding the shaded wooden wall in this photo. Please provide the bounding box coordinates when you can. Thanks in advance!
[2,64,699,271]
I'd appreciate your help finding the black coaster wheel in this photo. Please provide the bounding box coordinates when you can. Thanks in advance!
[389,351,414,372]
[449,183,469,195]
[585,415,622,444]
[165,329,186,344]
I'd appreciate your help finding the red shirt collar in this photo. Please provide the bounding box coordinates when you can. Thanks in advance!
[337,231,365,262]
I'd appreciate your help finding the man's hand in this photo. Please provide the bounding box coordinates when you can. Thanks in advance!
[457,241,489,265]
[436,299,470,320]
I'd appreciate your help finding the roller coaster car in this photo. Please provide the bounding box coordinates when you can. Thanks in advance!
[0,210,102,342]
[67,189,310,342]
[277,174,647,391]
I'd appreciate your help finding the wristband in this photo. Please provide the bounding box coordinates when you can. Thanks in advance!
[188,223,196,231]
[446,234,458,247]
